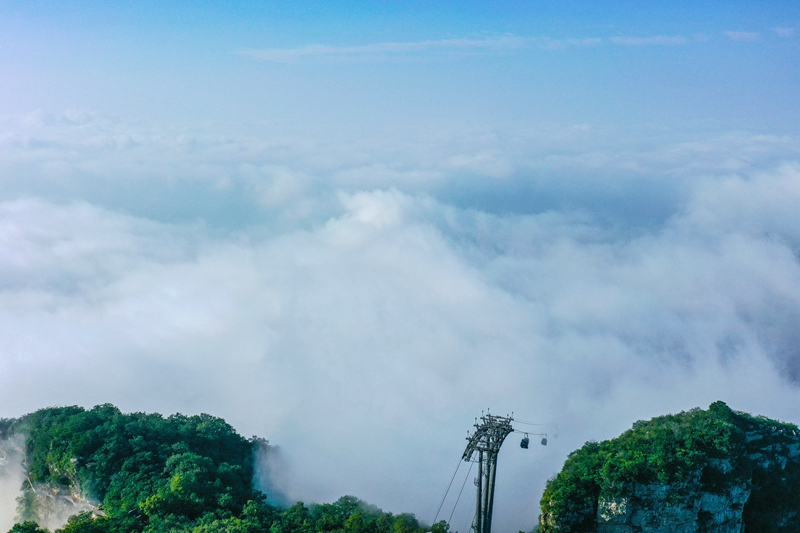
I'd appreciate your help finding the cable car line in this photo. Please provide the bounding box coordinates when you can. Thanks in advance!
[448,460,474,525]
[433,456,466,524]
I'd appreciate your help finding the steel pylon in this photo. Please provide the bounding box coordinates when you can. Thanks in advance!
[461,413,514,533]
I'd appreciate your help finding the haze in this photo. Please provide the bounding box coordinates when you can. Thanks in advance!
[1,2,800,532]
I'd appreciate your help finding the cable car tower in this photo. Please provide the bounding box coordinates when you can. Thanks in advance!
[462,412,513,533]
[459,412,548,533]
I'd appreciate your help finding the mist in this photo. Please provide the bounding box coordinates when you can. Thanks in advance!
[0,436,25,532]
[1,112,800,531]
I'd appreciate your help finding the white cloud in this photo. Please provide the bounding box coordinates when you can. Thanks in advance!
[2,115,798,255]
[724,31,759,41]
[2,114,800,531]
[237,35,530,62]
[238,33,691,62]
[237,30,719,63]
[3,167,800,529]
[610,35,688,46]
[534,37,603,50]
[677,164,800,242]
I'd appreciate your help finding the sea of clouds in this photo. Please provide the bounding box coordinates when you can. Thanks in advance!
[1,111,800,531]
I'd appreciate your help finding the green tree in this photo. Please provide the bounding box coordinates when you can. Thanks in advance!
[429,520,451,533]
[7,522,50,533]
[55,512,110,533]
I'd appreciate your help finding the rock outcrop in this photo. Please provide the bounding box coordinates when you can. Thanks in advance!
[2,432,100,530]
[16,481,99,531]
[594,476,750,533]
[539,402,800,532]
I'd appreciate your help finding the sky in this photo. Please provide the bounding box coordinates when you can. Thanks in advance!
[1,1,800,531]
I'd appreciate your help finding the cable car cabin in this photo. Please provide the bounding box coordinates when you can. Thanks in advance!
[520,436,529,449]
[541,437,547,446]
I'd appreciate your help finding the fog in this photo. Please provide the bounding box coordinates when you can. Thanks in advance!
[0,437,25,531]
[1,113,800,530]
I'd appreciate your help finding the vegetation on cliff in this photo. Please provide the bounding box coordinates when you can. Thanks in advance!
[0,405,440,533]
[538,401,800,532]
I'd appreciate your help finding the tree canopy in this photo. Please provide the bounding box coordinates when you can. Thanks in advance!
[538,401,800,532]
[1,405,432,533]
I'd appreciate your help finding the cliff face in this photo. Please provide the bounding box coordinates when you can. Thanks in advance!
[539,402,800,533]
[593,474,750,533]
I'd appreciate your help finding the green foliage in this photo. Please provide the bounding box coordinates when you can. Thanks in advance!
[538,402,800,533]
[539,442,603,532]
[8,523,49,533]
[429,522,450,533]
[4,406,432,533]
[262,497,427,533]
[56,512,110,533]
[6,405,267,533]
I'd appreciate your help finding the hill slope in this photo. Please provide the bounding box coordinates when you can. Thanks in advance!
[0,405,436,533]
[539,401,800,532]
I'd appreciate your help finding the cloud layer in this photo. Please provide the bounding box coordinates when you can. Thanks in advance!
[237,27,790,63]
[1,114,800,531]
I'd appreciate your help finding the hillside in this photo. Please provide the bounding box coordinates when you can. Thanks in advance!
[0,405,440,533]
[539,401,800,532]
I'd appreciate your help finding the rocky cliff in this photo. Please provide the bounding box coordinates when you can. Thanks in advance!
[539,402,800,532]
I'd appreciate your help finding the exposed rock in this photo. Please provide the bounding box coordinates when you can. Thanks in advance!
[595,479,749,533]
[18,481,99,531]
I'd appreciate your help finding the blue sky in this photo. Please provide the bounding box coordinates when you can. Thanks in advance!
[2,1,799,131]
[1,2,800,532]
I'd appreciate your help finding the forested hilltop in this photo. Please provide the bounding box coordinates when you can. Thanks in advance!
[539,401,800,532]
[0,405,444,533]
